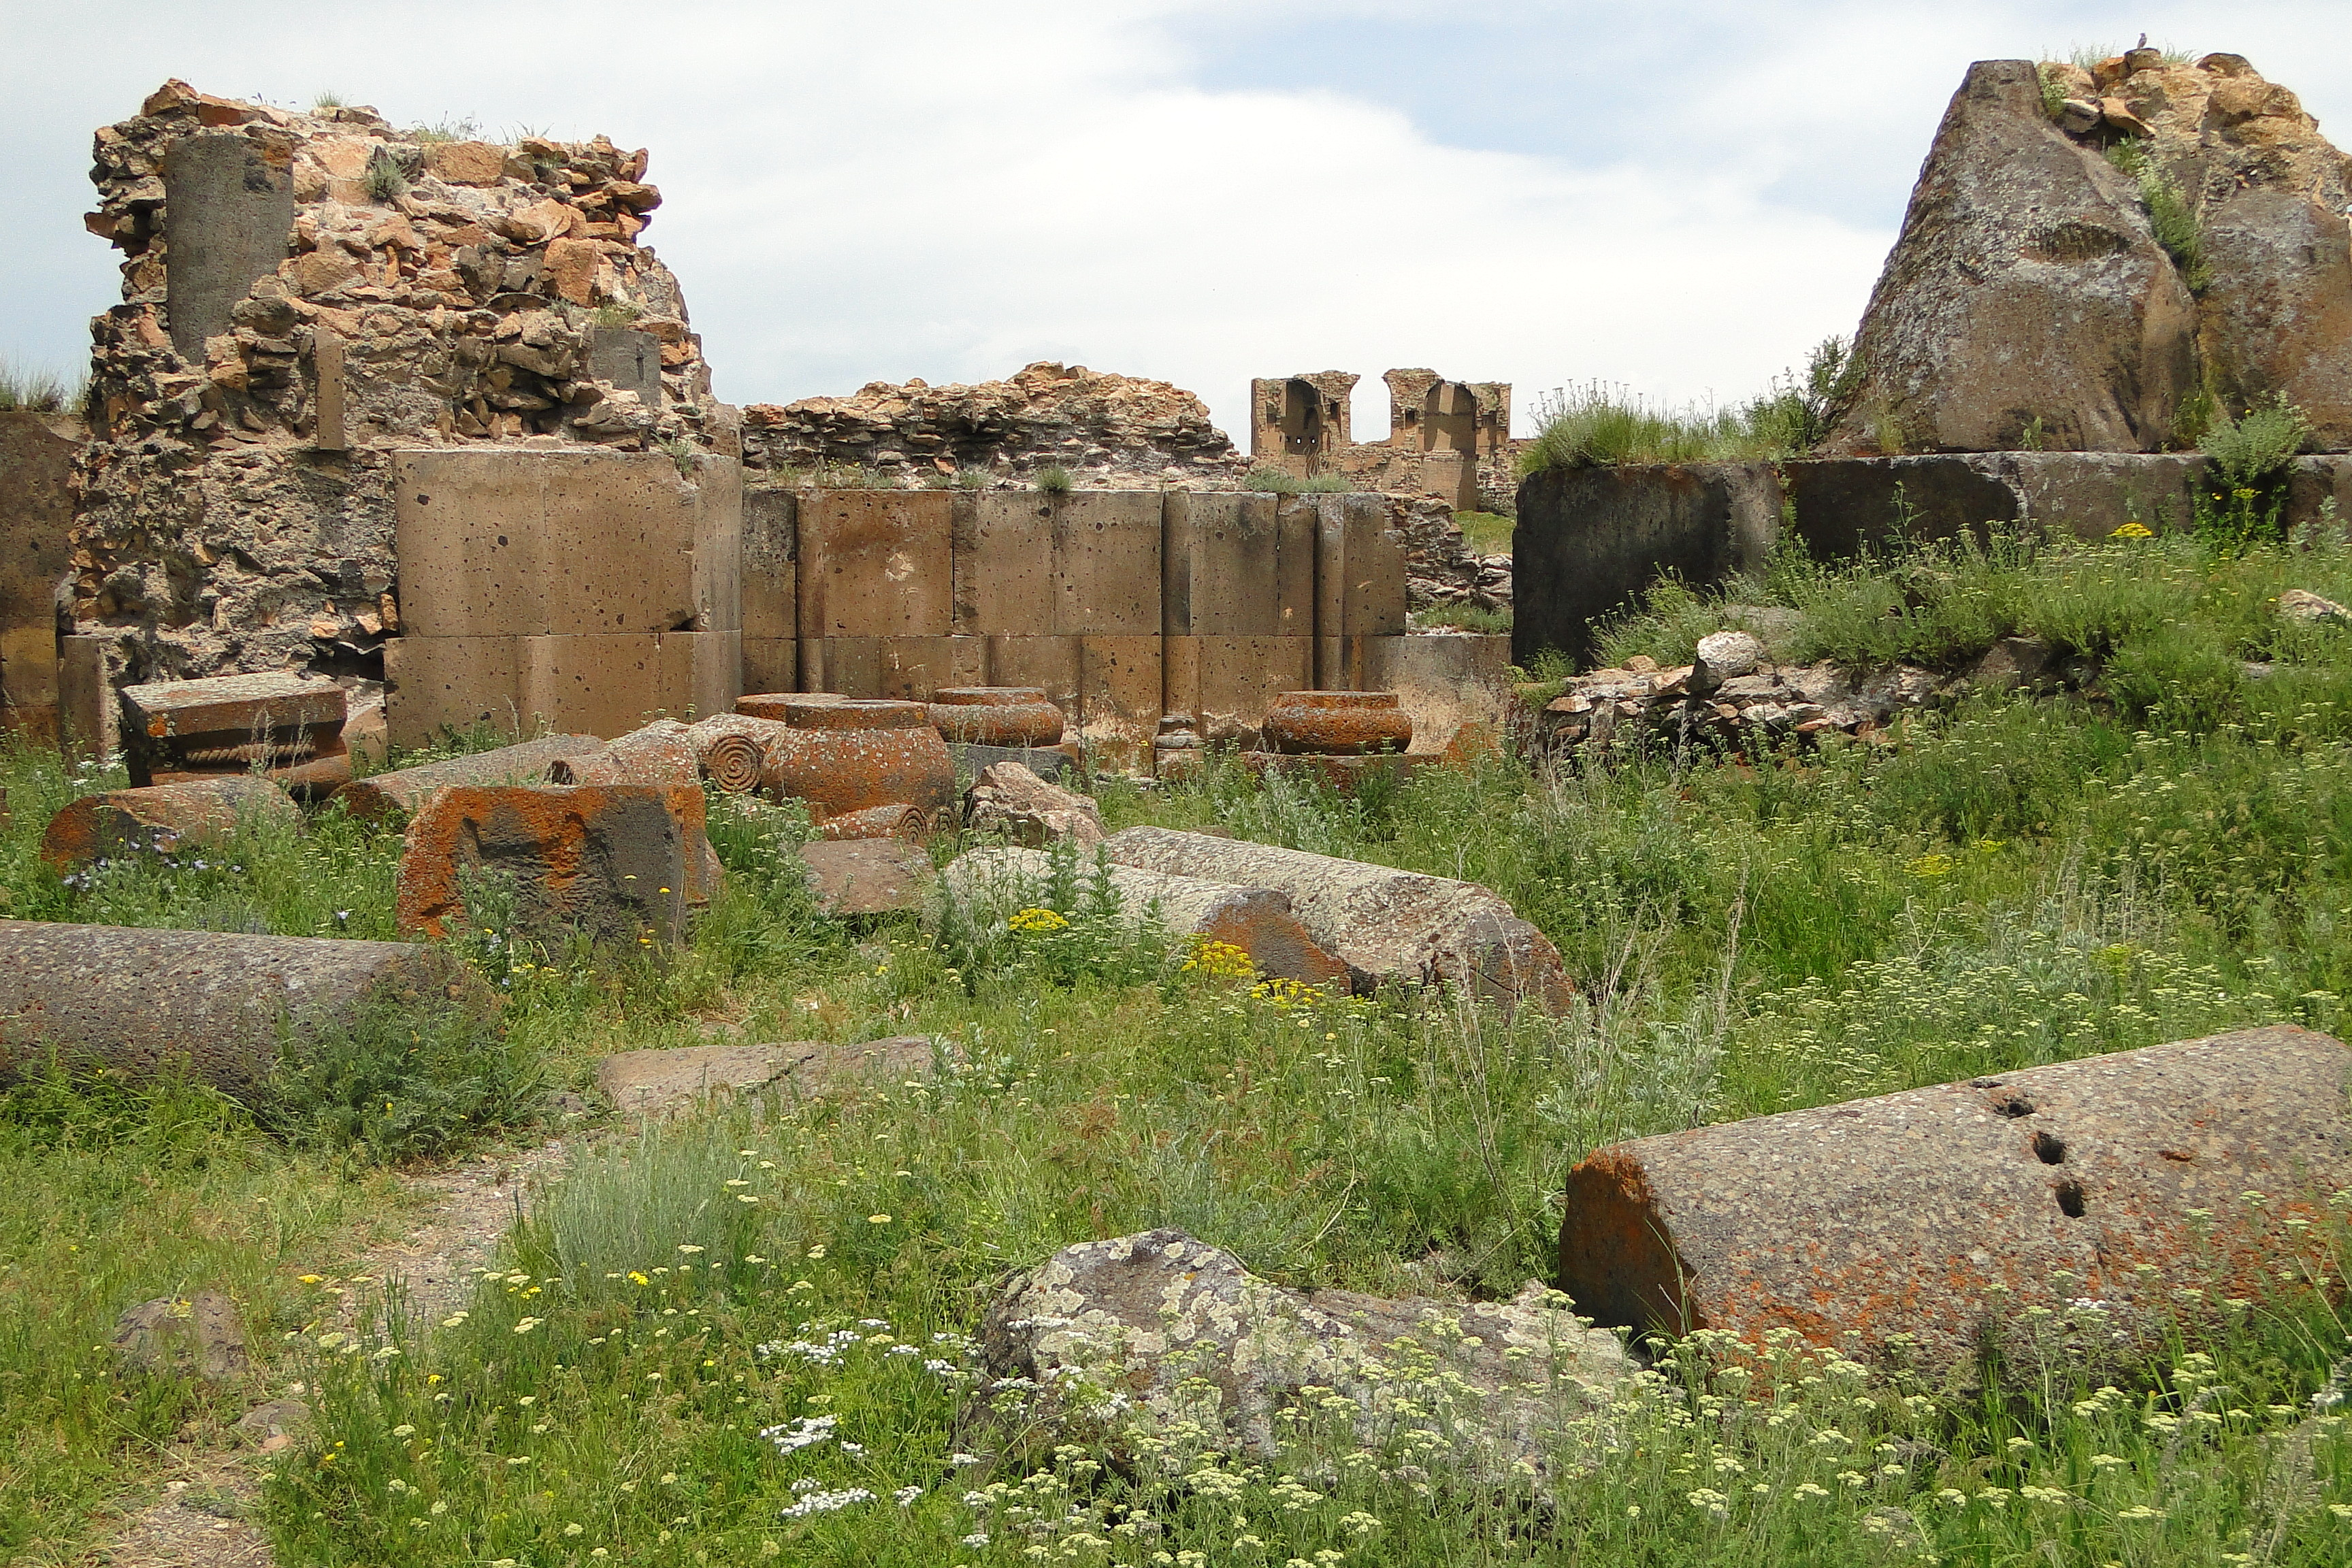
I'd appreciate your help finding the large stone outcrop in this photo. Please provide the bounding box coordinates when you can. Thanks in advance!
[71,80,733,685]
[1832,53,2352,453]
[1830,59,2200,454]
[739,361,1244,488]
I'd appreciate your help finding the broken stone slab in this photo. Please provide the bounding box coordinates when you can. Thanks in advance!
[962,760,1104,847]
[597,1036,941,1115]
[118,670,349,788]
[1557,1025,2352,1377]
[1101,826,1573,1013]
[112,1288,247,1380]
[943,846,1349,987]
[331,734,605,819]
[817,803,928,840]
[800,837,934,916]
[0,919,493,1094]
[41,776,300,872]
[969,1229,1629,1473]
[546,717,700,785]
[397,783,716,945]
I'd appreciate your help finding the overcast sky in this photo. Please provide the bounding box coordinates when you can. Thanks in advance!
[3,1,2345,441]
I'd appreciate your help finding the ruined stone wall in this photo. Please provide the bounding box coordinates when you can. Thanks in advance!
[73,80,734,685]
[738,362,1243,489]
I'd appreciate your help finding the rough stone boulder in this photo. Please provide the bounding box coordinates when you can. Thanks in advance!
[799,837,934,916]
[1100,827,1573,1012]
[1829,59,2199,453]
[1558,1026,2352,1377]
[943,846,1349,986]
[969,1230,1629,1471]
[962,761,1104,847]
[41,775,299,872]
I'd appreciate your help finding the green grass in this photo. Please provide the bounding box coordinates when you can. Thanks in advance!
[11,534,2352,1561]
[2106,142,2212,293]
[1454,510,1515,556]
[0,360,82,414]
[1520,339,1859,474]
[1411,604,1512,634]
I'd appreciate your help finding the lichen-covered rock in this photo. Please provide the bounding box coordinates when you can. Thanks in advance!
[1831,52,2352,454]
[740,361,1243,487]
[968,1230,1629,1473]
[1829,59,2199,454]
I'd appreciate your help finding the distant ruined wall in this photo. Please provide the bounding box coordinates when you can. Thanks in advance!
[738,363,1244,489]
[72,80,734,687]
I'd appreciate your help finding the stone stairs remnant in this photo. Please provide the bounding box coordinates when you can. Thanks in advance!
[1557,1026,2352,1374]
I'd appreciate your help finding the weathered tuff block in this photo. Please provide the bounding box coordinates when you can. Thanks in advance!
[392,448,742,638]
[1558,1026,2352,1372]
[1162,490,1313,638]
[162,131,295,363]
[1357,634,1512,754]
[331,733,605,819]
[798,635,983,700]
[382,630,741,748]
[42,775,300,872]
[1162,635,1315,747]
[796,491,952,638]
[953,491,1163,636]
[800,837,934,915]
[118,670,348,787]
[0,412,78,737]
[1102,826,1571,1013]
[1077,636,1161,771]
[397,783,715,945]
[947,846,1348,987]
[0,919,490,1094]
[741,487,797,642]
[766,724,956,823]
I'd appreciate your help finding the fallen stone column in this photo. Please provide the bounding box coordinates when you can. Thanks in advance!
[1557,1026,2352,1373]
[765,724,956,821]
[332,734,605,819]
[818,803,928,840]
[397,783,718,945]
[685,714,789,795]
[42,777,301,872]
[1101,826,1571,1012]
[546,719,699,786]
[945,846,1348,986]
[0,919,489,1094]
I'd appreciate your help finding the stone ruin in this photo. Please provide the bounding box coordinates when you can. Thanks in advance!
[1516,50,2352,670]
[738,361,1245,487]
[1250,368,1516,512]
[68,78,736,700]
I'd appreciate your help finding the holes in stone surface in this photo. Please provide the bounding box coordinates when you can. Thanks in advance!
[1988,1089,2038,1117]
[2054,1179,2087,1218]
[2031,1130,2068,1164]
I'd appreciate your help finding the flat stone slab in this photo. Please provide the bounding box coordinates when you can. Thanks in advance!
[598,1036,939,1114]
[800,838,934,915]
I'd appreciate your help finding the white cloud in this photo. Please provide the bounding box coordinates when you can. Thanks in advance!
[4,0,2344,443]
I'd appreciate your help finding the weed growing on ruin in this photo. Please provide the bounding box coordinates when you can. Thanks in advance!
[2038,61,2074,118]
[252,992,541,1168]
[0,359,80,413]
[1413,604,1513,634]
[1454,510,1515,555]
[2107,140,2212,292]
[2195,395,2315,549]
[1243,467,1351,494]
[312,89,346,110]
[408,114,485,144]
[362,147,410,204]
[1034,465,1074,497]
[1520,342,1857,474]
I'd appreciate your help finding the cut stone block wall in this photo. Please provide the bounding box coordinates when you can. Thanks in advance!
[1515,451,2352,668]
[0,413,80,738]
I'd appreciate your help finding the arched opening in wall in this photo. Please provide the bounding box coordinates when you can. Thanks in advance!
[1424,382,1478,455]
[1281,378,1324,455]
